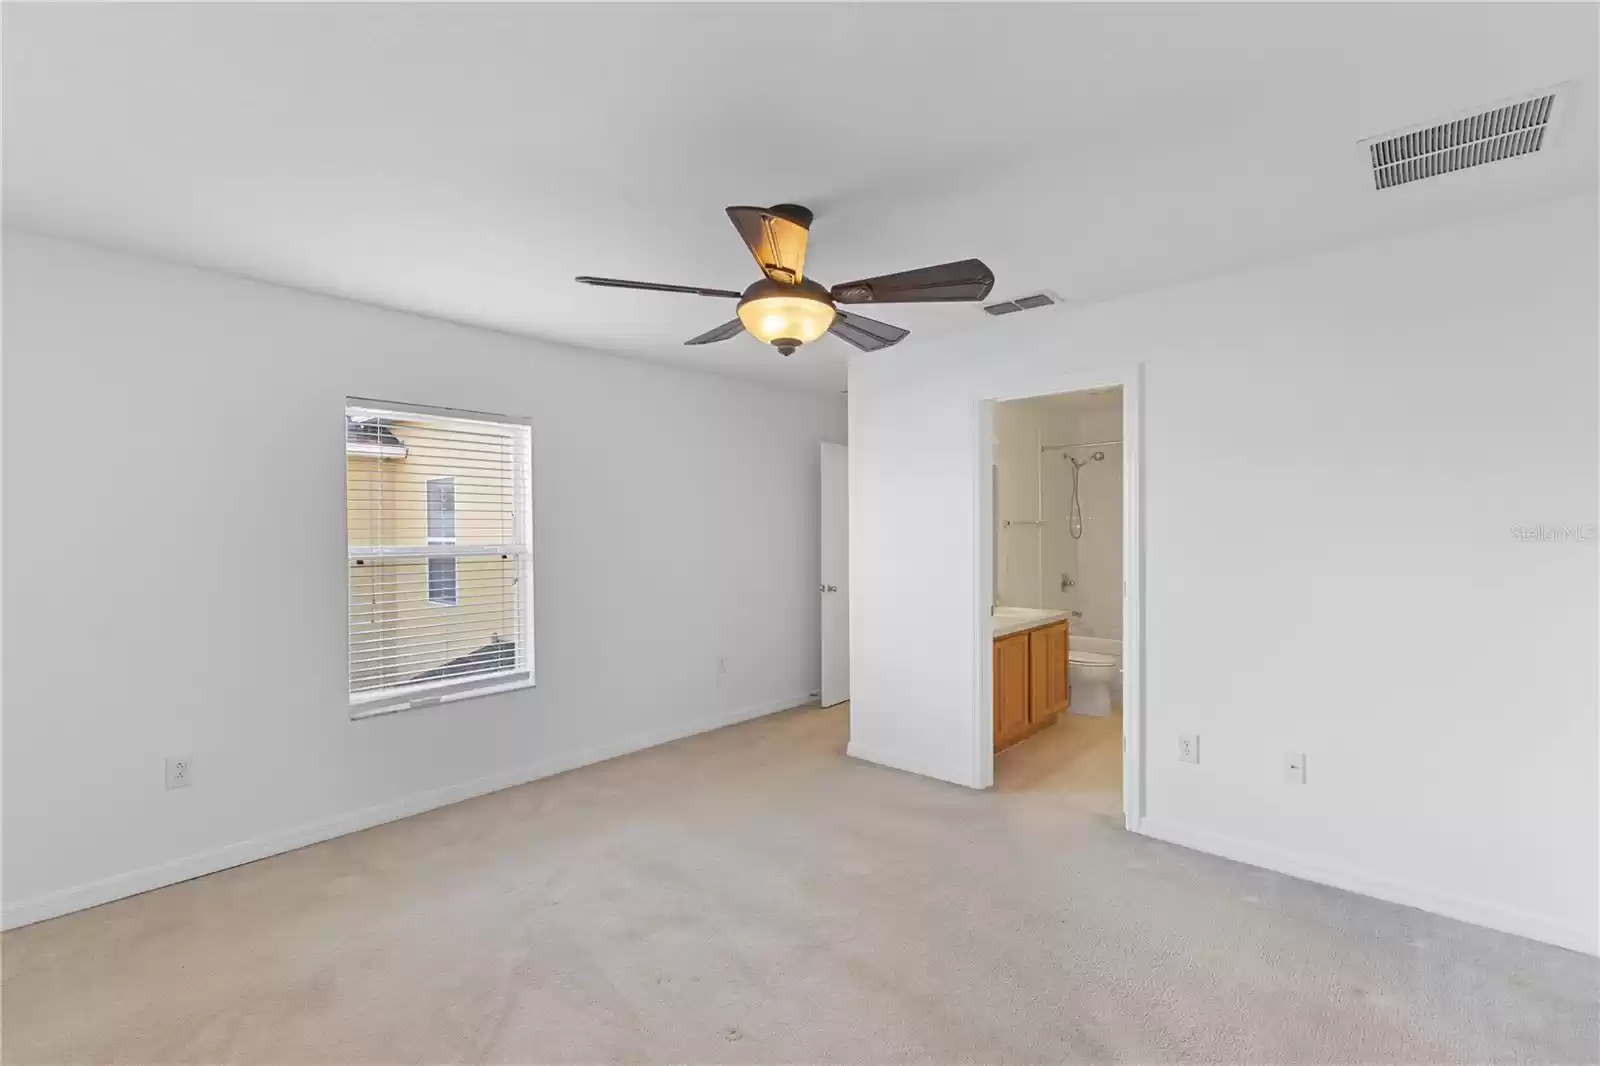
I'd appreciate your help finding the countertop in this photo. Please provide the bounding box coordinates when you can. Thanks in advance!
[990,607,1072,639]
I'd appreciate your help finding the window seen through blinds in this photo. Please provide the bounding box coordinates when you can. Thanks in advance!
[346,400,532,712]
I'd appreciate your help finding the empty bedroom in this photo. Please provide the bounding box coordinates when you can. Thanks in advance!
[2,3,1596,1063]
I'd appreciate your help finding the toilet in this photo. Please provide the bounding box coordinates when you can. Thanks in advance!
[1068,649,1119,716]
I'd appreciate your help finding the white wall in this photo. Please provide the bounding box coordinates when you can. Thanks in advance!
[1,231,846,925]
[848,193,1598,953]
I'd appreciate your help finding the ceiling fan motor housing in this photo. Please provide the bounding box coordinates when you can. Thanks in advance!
[766,203,814,229]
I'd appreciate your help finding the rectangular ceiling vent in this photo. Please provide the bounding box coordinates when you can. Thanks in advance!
[984,291,1062,316]
[1366,88,1563,191]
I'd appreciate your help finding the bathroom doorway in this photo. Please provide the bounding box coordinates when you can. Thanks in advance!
[976,373,1142,827]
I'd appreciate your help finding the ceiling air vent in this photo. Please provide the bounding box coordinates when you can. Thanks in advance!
[984,291,1061,316]
[1365,88,1564,191]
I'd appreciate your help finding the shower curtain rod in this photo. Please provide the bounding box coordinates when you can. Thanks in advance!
[1040,439,1122,451]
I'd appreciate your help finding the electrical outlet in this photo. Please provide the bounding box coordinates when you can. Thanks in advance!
[1177,735,1199,764]
[165,756,193,790]
[1284,751,1306,784]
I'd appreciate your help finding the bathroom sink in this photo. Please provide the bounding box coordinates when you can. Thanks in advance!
[993,606,1058,622]
[990,606,1072,636]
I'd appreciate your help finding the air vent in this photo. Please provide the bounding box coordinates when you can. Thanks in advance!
[984,291,1061,316]
[1365,88,1563,191]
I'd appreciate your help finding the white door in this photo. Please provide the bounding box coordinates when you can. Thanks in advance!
[820,442,849,707]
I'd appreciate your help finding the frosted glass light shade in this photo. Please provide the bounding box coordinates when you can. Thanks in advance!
[737,293,836,348]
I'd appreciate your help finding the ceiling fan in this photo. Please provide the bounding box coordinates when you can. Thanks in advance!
[576,204,995,356]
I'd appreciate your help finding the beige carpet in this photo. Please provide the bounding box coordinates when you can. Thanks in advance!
[3,704,1595,1064]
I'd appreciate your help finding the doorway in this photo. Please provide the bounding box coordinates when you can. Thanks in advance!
[975,372,1142,827]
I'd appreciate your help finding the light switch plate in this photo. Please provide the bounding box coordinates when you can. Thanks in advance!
[1284,751,1306,784]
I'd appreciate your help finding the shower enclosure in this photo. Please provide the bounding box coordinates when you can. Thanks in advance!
[993,387,1124,640]
[1038,441,1123,639]
[987,379,1140,821]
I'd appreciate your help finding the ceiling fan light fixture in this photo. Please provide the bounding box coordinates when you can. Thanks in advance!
[736,279,836,355]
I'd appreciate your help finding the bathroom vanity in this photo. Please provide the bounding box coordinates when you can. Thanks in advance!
[991,608,1070,751]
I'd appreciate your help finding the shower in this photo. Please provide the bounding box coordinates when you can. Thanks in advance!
[1066,450,1105,540]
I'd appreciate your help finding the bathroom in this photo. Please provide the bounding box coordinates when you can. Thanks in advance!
[990,386,1124,801]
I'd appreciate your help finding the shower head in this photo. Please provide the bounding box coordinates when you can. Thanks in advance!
[1091,451,1105,461]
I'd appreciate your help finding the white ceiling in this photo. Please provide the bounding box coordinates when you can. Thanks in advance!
[4,3,1595,394]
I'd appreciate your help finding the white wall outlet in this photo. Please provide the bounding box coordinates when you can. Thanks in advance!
[165,756,194,790]
[1177,735,1199,764]
[1284,751,1307,784]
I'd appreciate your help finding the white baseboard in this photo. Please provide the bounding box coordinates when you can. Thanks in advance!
[845,741,975,787]
[1138,816,1597,957]
[2,693,813,931]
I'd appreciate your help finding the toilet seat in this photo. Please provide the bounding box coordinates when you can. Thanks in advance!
[1069,650,1117,667]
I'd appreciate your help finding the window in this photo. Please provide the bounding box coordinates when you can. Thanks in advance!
[346,398,533,716]
[427,556,458,607]
[426,477,457,606]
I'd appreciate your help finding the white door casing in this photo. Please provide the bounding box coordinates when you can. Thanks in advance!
[820,442,849,707]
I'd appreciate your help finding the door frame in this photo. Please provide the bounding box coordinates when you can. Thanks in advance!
[972,365,1145,831]
[819,441,850,708]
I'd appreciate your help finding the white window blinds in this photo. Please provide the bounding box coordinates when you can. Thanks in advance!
[346,398,533,716]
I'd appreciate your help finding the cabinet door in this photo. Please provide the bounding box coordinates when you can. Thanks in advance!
[1048,624,1070,714]
[1029,628,1052,723]
[994,634,1031,748]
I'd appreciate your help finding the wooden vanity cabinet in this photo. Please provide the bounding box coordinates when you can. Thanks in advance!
[994,633,1032,749]
[1044,624,1069,716]
[994,620,1070,752]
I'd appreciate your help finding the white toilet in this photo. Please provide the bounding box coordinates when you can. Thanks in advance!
[1068,649,1119,716]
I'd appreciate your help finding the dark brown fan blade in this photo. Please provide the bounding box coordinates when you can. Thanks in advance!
[726,205,811,284]
[830,259,995,304]
[684,319,747,346]
[828,310,910,352]
[576,276,741,298]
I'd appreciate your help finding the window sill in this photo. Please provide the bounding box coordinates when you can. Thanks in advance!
[349,676,535,721]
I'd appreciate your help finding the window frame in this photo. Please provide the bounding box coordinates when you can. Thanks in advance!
[345,396,535,719]
[425,475,459,607]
